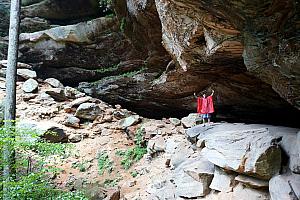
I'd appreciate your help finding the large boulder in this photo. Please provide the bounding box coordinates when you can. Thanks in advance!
[198,124,282,180]
[269,173,300,200]
[165,136,194,168]
[267,127,300,174]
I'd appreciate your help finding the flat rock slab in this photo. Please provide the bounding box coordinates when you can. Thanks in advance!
[186,125,215,143]
[167,138,194,168]
[269,172,300,200]
[235,175,269,189]
[0,60,32,69]
[17,69,37,79]
[209,167,237,192]
[194,123,300,174]
[68,96,92,108]
[201,126,282,180]
[195,123,298,140]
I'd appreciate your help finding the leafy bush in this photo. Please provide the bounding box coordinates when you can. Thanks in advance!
[0,126,87,199]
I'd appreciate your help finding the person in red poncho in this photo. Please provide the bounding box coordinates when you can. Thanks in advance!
[194,90,215,126]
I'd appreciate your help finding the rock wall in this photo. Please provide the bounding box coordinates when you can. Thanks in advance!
[154,0,300,111]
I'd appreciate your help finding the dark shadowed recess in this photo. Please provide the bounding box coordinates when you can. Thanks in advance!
[94,95,300,128]
[127,105,299,128]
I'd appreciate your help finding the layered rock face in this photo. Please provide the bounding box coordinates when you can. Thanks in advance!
[1,0,143,85]
[1,0,299,123]
[17,17,143,84]
[79,0,299,123]
[154,0,300,111]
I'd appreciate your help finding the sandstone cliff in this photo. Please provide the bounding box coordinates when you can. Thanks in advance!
[0,0,299,125]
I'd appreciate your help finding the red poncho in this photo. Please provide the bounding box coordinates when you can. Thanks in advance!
[197,96,214,114]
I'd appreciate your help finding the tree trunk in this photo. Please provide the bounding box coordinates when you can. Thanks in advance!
[2,0,21,198]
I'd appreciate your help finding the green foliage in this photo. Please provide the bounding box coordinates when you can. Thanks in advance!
[117,146,147,170]
[92,67,147,86]
[0,173,53,199]
[120,18,126,33]
[0,126,87,199]
[24,140,73,157]
[53,191,88,200]
[105,13,115,18]
[95,64,119,74]
[130,170,138,178]
[116,128,147,169]
[134,127,144,146]
[98,0,114,16]
[99,0,112,6]
[72,160,90,172]
[103,175,122,188]
[97,151,114,175]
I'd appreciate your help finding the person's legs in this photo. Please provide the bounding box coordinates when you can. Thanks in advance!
[202,114,208,126]
[207,113,211,124]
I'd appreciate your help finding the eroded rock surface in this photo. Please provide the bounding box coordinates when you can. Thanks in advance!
[154,0,300,112]
[199,125,282,179]
[269,172,300,200]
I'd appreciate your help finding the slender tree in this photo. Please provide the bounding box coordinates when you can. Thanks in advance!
[2,0,21,198]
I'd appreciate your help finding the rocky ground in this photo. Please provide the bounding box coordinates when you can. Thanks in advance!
[0,64,300,200]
